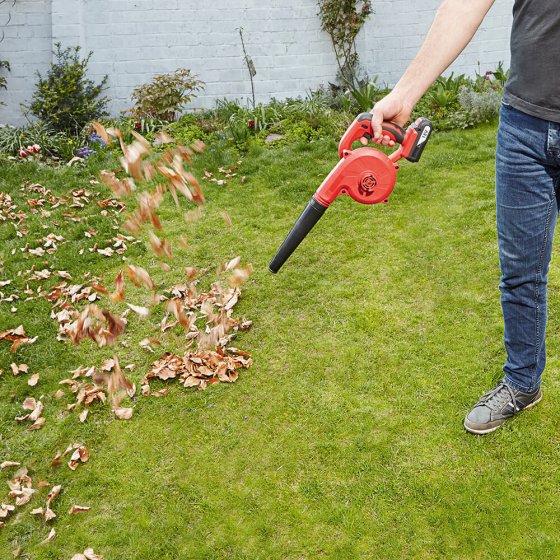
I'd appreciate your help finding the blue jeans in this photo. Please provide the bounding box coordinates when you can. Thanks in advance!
[497,102,560,392]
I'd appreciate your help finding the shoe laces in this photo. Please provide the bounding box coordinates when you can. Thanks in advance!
[479,381,517,412]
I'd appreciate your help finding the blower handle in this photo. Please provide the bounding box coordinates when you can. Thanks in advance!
[338,113,405,158]
[269,196,328,273]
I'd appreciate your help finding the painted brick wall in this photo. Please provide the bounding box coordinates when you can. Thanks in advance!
[0,0,513,126]
[0,0,52,125]
[360,0,512,85]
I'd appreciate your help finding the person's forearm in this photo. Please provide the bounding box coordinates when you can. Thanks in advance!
[393,0,495,106]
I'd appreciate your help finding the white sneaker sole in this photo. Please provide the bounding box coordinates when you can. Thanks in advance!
[464,392,543,435]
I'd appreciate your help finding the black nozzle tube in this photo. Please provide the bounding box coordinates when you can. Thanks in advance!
[269,196,328,273]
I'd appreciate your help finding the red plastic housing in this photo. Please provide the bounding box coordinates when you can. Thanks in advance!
[314,147,397,207]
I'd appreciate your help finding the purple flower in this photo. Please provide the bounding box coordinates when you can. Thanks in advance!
[76,146,94,159]
[88,133,106,147]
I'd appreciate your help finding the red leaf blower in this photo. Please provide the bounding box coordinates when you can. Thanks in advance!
[269,113,433,273]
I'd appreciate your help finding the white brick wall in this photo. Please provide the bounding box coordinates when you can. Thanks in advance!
[0,0,52,125]
[0,0,513,126]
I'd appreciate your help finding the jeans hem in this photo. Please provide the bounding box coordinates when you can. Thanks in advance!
[504,375,540,393]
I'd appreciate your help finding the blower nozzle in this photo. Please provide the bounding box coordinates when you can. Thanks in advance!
[268,196,327,273]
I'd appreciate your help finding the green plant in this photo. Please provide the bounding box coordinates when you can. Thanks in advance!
[318,0,372,86]
[25,43,109,134]
[108,116,168,140]
[475,61,509,93]
[458,86,501,124]
[491,61,509,88]
[0,60,9,105]
[130,68,204,121]
[167,118,207,146]
[347,78,381,113]
[226,114,253,146]
[214,98,246,122]
[0,121,75,159]
[428,73,472,109]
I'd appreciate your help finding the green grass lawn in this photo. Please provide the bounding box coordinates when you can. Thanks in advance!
[2,124,560,559]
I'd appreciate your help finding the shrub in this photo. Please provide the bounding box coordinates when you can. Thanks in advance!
[458,87,502,123]
[167,117,207,145]
[25,43,109,134]
[130,68,204,121]
[0,121,70,158]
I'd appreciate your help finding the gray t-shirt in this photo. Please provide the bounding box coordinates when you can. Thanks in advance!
[503,0,560,123]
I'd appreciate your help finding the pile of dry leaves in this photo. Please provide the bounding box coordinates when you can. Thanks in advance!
[1,124,253,556]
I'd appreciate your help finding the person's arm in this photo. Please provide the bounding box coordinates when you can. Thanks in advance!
[369,0,496,145]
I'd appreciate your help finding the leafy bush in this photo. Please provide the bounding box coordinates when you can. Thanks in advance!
[0,121,71,158]
[167,117,207,145]
[25,43,109,134]
[458,87,501,123]
[130,68,204,121]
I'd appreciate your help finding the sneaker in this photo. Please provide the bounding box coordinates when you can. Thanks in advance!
[464,380,542,435]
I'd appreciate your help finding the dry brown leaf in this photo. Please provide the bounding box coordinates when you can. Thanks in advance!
[94,355,135,408]
[46,484,61,505]
[44,506,56,522]
[100,171,135,198]
[92,122,111,145]
[152,388,170,397]
[50,451,62,467]
[41,528,56,544]
[125,265,155,290]
[225,256,241,271]
[0,461,20,469]
[228,264,253,287]
[68,305,127,347]
[69,505,91,514]
[126,303,149,317]
[149,231,172,258]
[109,271,125,302]
[68,445,89,470]
[113,407,133,420]
[220,210,233,227]
[0,325,37,352]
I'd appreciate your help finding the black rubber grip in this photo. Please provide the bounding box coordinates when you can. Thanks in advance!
[269,197,328,273]
[355,113,405,144]
[381,123,405,144]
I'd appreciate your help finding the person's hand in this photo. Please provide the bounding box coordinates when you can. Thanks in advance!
[359,92,415,147]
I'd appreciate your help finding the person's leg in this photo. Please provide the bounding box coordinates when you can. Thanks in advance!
[464,103,560,434]
[496,103,560,392]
